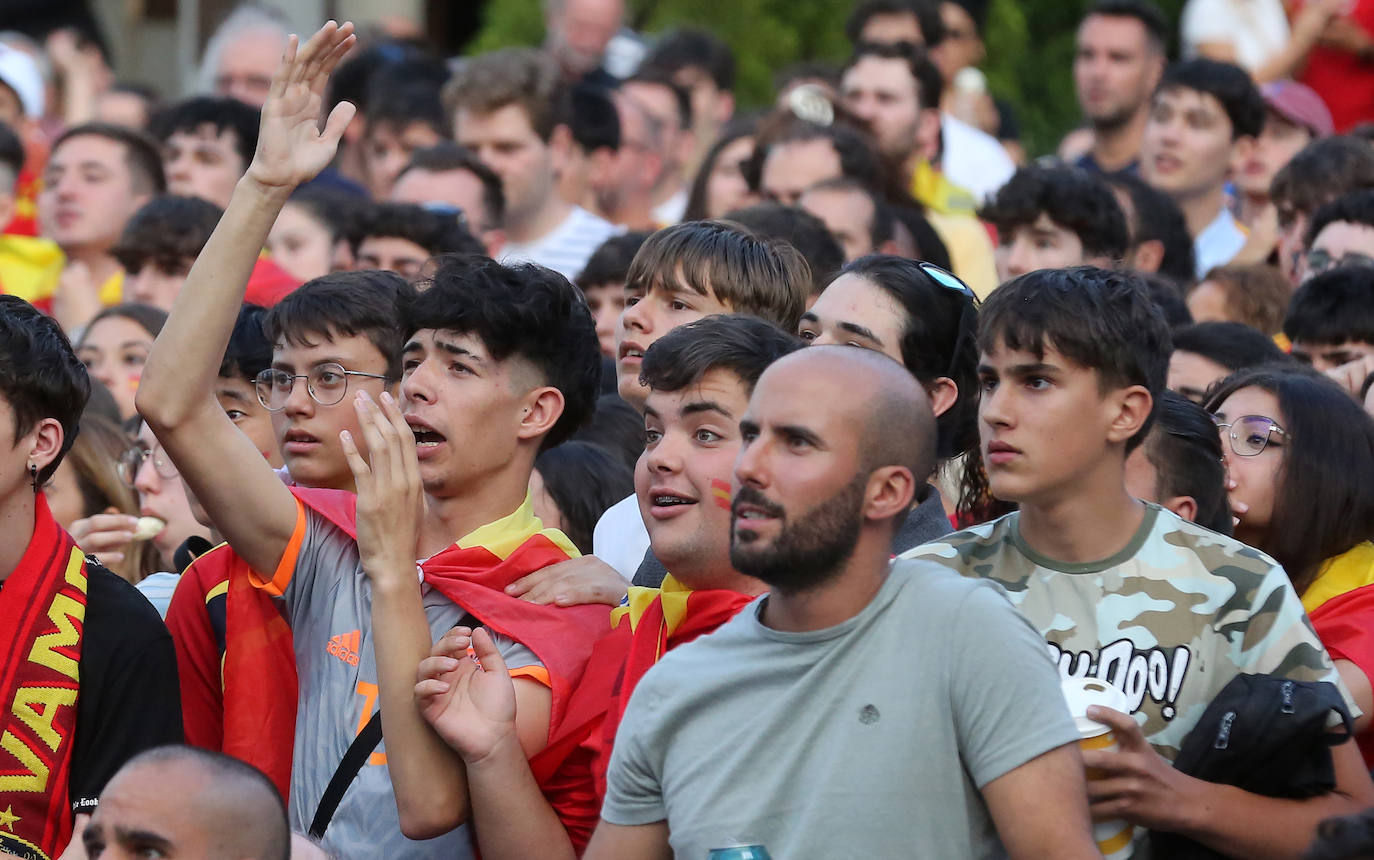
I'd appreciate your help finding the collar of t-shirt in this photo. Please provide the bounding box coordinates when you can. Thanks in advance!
[1007,503,1160,574]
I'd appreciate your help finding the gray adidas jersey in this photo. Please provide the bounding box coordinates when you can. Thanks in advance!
[273,506,540,858]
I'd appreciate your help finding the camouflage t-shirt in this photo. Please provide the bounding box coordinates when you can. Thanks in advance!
[903,504,1349,760]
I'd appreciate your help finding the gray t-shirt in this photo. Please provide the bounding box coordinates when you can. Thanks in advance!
[602,559,1080,858]
[267,506,541,859]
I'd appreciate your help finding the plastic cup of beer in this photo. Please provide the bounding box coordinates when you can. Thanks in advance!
[1061,677,1135,860]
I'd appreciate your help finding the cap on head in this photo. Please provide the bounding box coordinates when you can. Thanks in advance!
[1261,80,1333,139]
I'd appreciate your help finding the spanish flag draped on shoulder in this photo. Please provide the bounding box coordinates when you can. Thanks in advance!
[207,486,609,832]
[1303,540,1374,767]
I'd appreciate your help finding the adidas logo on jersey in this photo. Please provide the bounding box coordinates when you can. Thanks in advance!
[327,629,361,666]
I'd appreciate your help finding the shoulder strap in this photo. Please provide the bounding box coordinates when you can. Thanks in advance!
[308,611,480,839]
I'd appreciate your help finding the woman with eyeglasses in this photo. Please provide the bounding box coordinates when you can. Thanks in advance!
[43,413,161,585]
[1206,364,1374,764]
[121,419,213,616]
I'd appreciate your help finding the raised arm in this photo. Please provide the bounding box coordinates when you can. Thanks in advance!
[136,22,356,574]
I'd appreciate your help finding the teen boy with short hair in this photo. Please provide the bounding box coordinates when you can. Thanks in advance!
[395,314,802,858]
[1139,59,1266,278]
[905,265,1374,859]
[981,164,1130,283]
[588,221,809,579]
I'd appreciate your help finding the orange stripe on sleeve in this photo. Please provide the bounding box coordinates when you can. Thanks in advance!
[509,665,552,688]
[250,497,307,596]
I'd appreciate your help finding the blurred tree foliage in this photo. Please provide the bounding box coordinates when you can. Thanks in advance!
[467,0,1188,158]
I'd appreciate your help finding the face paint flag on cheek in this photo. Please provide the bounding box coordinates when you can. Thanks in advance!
[711,478,733,511]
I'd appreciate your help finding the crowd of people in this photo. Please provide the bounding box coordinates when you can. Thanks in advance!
[6,0,1374,857]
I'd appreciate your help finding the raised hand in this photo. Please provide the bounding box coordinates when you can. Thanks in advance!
[245,21,357,192]
[415,627,520,763]
[341,390,423,590]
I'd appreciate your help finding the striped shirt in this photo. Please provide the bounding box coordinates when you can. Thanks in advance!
[501,206,621,280]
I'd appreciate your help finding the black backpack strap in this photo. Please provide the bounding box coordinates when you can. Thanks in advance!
[307,611,481,839]
[309,710,382,838]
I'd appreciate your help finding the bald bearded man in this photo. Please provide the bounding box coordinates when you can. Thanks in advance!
[81,746,290,860]
[586,347,1101,860]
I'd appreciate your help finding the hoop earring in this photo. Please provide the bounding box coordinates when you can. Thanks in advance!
[29,463,39,494]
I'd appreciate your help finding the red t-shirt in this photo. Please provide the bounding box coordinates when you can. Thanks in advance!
[1300,0,1374,131]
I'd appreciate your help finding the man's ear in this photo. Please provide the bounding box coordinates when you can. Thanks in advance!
[481,228,507,258]
[548,124,574,178]
[1130,239,1165,274]
[26,416,65,478]
[1105,385,1153,447]
[714,92,736,127]
[1227,136,1257,180]
[516,386,566,444]
[1162,494,1198,524]
[864,465,917,523]
[927,376,959,418]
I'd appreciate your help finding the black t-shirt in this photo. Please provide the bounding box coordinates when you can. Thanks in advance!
[68,560,183,813]
[0,558,185,817]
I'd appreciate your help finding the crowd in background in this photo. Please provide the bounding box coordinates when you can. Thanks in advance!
[6,0,1374,857]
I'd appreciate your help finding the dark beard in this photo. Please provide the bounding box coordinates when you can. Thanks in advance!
[729,475,867,594]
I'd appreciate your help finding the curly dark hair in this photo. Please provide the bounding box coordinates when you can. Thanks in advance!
[111,195,223,275]
[1305,188,1374,247]
[353,202,485,259]
[148,96,261,168]
[1285,266,1374,348]
[398,257,602,450]
[981,165,1129,261]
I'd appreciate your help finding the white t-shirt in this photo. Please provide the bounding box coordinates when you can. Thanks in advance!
[592,493,649,581]
[940,113,1016,203]
[500,206,621,280]
[1194,206,1248,278]
[651,188,688,226]
[1183,0,1291,72]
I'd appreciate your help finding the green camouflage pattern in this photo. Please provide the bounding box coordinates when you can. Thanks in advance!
[903,504,1345,761]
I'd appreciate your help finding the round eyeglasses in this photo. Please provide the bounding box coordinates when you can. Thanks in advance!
[118,443,178,486]
[1214,414,1287,457]
[253,363,390,412]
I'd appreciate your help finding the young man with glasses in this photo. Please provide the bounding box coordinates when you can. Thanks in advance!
[1285,267,1374,402]
[1300,189,1374,283]
[141,24,607,856]
[904,266,1374,859]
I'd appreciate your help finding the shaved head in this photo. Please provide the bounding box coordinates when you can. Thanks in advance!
[85,745,290,860]
[731,345,937,591]
[775,346,937,485]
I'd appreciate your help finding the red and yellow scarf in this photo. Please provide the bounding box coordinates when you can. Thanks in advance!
[0,493,89,860]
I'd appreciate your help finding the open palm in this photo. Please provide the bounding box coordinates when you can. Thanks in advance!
[246,21,357,190]
[416,628,520,763]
